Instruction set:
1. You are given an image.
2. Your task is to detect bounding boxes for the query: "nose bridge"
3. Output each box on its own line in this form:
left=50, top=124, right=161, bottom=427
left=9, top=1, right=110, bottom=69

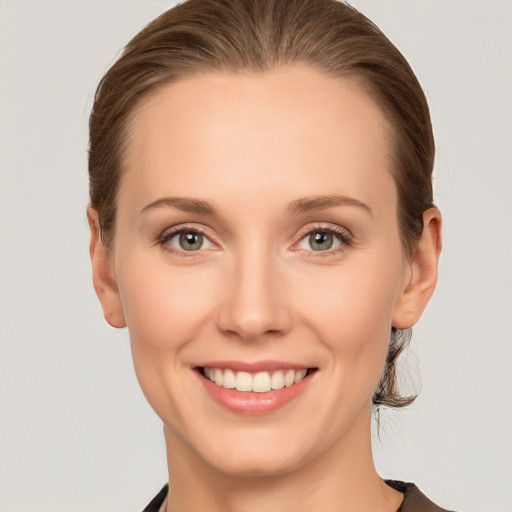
left=217, top=240, right=290, bottom=341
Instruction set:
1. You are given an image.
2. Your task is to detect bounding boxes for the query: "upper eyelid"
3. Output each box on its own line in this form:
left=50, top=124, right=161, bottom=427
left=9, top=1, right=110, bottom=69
left=294, top=223, right=353, bottom=241
left=159, top=223, right=211, bottom=239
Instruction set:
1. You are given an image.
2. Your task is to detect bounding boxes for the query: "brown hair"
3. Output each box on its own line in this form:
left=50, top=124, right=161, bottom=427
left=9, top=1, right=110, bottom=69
left=88, top=0, right=435, bottom=409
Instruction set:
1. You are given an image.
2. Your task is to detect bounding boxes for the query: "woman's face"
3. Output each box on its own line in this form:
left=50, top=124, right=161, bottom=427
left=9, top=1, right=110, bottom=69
left=99, top=66, right=418, bottom=476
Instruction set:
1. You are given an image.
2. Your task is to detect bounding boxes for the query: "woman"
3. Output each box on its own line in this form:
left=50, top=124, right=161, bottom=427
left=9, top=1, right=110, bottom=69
left=87, top=0, right=448, bottom=510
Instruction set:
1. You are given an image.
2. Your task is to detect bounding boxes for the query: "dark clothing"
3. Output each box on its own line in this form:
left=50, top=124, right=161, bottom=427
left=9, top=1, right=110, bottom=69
left=386, top=480, right=454, bottom=511
left=142, top=485, right=168, bottom=512
left=142, top=480, right=454, bottom=512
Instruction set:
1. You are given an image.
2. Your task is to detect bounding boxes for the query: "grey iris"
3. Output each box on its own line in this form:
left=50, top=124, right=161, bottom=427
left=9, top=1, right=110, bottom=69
left=309, top=231, right=333, bottom=251
left=180, top=232, right=203, bottom=251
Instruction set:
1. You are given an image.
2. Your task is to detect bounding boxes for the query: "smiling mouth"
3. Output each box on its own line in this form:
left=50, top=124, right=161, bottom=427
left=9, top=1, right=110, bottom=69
left=198, top=367, right=317, bottom=393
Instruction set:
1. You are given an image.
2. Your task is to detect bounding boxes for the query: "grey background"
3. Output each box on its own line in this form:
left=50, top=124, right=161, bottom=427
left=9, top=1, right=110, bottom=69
left=0, top=1, right=511, bottom=511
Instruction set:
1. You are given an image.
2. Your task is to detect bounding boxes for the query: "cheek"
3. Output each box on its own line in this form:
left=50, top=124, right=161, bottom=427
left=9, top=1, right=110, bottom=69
left=115, top=254, right=219, bottom=353
left=297, top=262, right=400, bottom=337
left=114, top=254, right=222, bottom=418
left=292, top=257, right=402, bottom=380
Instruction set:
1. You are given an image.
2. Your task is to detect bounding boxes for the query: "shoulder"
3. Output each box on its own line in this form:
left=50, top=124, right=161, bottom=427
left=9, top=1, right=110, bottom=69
left=386, top=480, right=456, bottom=512
left=141, top=484, right=168, bottom=512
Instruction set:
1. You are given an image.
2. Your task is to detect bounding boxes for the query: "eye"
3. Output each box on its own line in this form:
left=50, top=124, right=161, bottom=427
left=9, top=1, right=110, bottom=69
left=161, top=228, right=214, bottom=253
left=295, top=226, right=352, bottom=254
left=298, top=230, right=341, bottom=252
left=300, top=231, right=338, bottom=251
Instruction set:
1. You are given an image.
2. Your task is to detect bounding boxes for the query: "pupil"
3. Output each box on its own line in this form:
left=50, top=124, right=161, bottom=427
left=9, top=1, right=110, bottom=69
left=180, top=232, right=202, bottom=251
left=310, top=231, right=333, bottom=251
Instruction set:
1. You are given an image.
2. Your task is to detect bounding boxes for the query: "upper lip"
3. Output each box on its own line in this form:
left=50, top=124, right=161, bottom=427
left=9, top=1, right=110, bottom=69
left=195, top=360, right=314, bottom=372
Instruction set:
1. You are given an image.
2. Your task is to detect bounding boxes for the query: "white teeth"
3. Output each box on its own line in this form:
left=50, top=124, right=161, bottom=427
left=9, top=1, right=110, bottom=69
left=271, top=370, right=285, bottom=390
left=284, top=369, right=295, bottom=387
left=214, top=368, right=223, bottom=387
left=203, top=367, right=310, bottom=393
left=223, top=369, right=236, bottom=389
left=253, top=372, right=272, bottom=393
left=294, top=368, right=307, bottom=384
left=235, top=371, right=253, bottom=392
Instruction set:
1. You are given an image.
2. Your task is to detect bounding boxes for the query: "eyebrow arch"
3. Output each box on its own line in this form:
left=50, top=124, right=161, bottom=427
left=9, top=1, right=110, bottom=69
left=141, top=194, right=371, bottom=217
left=141, top=197, right=216, bottom=215
left=287, top=194, right=373, bottom=216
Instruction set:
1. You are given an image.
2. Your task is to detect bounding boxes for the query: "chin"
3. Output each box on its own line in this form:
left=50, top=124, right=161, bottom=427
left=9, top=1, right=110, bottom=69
left=182, top=422, right=320, bottom=479
left=207, top=447, right=308, bottom=479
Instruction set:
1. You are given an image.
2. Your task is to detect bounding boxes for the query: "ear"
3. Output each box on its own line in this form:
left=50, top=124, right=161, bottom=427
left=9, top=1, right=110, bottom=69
left=87, top=206, right=126, bottom=328
left=392, top=207, right=442, bottom=329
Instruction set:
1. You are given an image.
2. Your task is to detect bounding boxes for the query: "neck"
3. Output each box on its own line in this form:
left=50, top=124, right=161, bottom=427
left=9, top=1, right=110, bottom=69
left=163, top=407, right=402, bottom=512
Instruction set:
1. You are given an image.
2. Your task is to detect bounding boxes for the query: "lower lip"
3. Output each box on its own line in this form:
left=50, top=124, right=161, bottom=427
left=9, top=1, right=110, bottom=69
left=197, top=370, right=315, bottom=415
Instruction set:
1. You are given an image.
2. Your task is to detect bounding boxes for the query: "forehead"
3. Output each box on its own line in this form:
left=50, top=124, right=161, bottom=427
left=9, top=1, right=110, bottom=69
left=120, top=66, right=395, bottom=213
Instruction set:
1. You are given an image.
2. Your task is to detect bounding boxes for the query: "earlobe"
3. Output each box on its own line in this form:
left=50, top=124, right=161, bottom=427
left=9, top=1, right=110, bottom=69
left=392, top=207, right=442, bottom=329
left=87, top=206, right=126, bottom=329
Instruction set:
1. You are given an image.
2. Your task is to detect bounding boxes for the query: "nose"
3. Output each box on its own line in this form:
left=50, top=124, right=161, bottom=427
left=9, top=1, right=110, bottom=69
left=216, top=245, right=292, bottom=342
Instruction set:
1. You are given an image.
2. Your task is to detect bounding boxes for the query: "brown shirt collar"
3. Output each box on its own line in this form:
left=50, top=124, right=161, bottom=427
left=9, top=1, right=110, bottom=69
left=386, top=480, right=454, bottom=512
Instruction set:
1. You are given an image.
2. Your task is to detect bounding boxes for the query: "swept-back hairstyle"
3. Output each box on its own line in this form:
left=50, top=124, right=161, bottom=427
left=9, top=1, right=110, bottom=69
left=89, top=0, right=435, bottom=409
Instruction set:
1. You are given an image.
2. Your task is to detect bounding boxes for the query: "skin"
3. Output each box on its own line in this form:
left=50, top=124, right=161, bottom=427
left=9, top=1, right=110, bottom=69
left=88, top=66, right=441, bottom=512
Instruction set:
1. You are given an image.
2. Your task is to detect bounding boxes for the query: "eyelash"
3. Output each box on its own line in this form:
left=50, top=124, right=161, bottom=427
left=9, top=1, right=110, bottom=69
left=156, top=223, right=354, bottom=258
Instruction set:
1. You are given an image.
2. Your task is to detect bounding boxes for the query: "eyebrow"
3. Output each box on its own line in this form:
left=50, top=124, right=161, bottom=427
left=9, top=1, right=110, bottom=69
left=287, top=194, right=372, bottom=216
left=141, top=197, right=216, bottom=215
left=140, top=194, right=372, bottom=216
